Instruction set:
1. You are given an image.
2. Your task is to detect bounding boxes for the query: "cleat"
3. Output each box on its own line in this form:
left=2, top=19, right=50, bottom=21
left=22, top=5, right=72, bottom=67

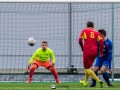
left=80, top=80, right=88, bottom=87
left=99, top=81, right=103, bottom=88
left=56, top=80, right=62, bottom=84
left=26, top=78, right=32, bottom=84
left=80, top=80, right=84, bottom=84
left=108, top=83, right=114, bottom=87
left=89, top=83, right=96, bottom=87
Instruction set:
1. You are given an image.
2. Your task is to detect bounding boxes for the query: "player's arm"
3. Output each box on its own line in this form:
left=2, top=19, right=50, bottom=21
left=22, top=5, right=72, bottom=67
left=78, top=30, right=86, bottom=51
left=97, top=33, right=104, bottom=56
left=29, top=49, right=38, bottom=64
left=106, top=41, right=112, bottom=55
left=108, top=55, right=112, bottom=69
left=107, top=53, right=112, bottom=73
left=26, top=50, right=38, bottom=72
left=50, top=49, right=55, bottom=66
left=107, top=41, right=113, bottom=69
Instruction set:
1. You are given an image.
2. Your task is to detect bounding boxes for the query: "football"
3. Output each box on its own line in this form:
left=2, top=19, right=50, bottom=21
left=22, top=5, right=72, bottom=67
left=51, top=84, right=56, bottom=89
left=27, top=37, right=36, bottom=46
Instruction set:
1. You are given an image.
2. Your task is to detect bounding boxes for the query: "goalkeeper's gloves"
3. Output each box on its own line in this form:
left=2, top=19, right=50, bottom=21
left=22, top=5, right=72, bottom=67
left=52, top=63, right=55, bottom=66
left=26, top=64, right=31, bottom=72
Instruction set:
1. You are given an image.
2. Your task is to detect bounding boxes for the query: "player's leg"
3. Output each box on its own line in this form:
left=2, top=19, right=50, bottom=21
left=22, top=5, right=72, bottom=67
left=80, top=52, right=90, bottom=87
left=80, top=51, right=103, bottom=87
left=83, top=51, right=103, bottom=88
left=100, top=63, right=113, bottom=87
left=26, top=60, right=40, bottom=84
left=90, top=66, right=99, bottom=87
left=80, top=71, right=89, bottom=87
left=90, top=59, right=102, bottom=87
left=85, top=68, right=103, bottom=88
left=43, top=60, right=61, bottom=84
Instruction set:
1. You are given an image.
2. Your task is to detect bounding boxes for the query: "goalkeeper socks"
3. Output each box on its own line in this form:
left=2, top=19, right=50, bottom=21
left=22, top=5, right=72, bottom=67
left=103, top=72, right=110, bottom=85
left=53, top=70, right=59, bottom=81
left=29, top=64, right=37, bottom=79
left=49, top=66, right=59, bottom=82
left=86, top=69, right=100, bottom=82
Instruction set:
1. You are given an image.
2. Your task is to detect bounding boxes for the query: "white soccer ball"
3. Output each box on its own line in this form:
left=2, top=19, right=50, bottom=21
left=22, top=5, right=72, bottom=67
left=51, top=84, right=56, bottom=89
left=27, top=37, right=36, bottom=46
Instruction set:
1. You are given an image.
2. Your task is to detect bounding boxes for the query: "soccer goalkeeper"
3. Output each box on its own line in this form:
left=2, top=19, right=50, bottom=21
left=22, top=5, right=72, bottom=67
left=26, top=41, right=61, bottom=84
left=78, top=21, right=104, bottom=87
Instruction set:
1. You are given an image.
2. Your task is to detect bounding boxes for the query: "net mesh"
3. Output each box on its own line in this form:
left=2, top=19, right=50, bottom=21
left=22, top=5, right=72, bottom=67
left=0, top=3, right=120, bottom=81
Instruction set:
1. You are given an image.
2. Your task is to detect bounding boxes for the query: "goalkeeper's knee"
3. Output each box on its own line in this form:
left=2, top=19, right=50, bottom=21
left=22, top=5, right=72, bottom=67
left=30, top=64, right=37, bottom=70
left=48, top=66, right=56, bottom=72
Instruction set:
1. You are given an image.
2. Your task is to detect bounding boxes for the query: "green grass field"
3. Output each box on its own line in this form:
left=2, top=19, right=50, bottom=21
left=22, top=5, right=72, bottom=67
left=0, top=82, right=120, bottom=90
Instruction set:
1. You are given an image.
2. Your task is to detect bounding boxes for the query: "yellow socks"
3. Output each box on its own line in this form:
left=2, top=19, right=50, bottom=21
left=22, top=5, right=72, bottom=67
left=85, top=68, right=100, bottom=82
left=84, top=71, right=89, bottom=82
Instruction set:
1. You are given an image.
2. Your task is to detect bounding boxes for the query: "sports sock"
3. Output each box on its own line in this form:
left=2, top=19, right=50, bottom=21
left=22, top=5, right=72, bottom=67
left=84, top=71, right=89, bottom=82
left=86, top=68, right=100, bottom=82
left=49, top=66, right=59, bottom=81
left=29, top=64, right=37, bottom=79
left=103, top=72, right=110, bottom=85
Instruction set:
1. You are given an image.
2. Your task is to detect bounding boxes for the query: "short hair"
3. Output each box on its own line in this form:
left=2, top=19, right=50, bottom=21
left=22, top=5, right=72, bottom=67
left=42, top=41, right=48, bottom=44
left=87, top=21, right=94, bottom=28
left=98, top=29, right=106, bottom=37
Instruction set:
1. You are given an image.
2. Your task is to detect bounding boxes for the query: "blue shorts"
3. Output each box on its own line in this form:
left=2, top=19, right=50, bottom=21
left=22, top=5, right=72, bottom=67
left=94, top=57, right=110, bottom=69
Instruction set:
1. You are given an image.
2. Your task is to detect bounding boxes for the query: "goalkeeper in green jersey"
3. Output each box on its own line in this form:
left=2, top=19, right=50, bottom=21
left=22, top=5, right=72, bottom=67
left=26, top=41, right=61, bottom=84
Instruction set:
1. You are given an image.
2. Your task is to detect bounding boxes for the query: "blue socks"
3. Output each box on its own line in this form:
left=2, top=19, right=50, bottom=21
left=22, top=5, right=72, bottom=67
left=92, top=71, right=110, bottom=85
left=103, top=72, right=110, bottom=85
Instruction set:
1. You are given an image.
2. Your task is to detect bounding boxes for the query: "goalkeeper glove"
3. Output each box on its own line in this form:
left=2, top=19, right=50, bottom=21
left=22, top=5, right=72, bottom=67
left=26, top=64, right=31, bottom=72
left=52, top=63, right=55, bottom=66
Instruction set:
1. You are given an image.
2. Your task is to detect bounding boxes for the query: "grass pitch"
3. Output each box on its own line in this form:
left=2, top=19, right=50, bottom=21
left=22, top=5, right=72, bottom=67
left=0, top=82, right=120, bottom=90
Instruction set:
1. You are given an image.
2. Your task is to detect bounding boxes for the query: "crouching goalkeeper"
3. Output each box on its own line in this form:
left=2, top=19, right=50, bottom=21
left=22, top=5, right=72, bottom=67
left=26, top=41, right=61, bottom=84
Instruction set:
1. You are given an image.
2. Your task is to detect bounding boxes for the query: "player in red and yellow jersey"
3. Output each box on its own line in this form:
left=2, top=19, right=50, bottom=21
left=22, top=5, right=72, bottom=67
left=26, top=41, right=61, bottom=84
left=78, top=21, right=104, bottom=87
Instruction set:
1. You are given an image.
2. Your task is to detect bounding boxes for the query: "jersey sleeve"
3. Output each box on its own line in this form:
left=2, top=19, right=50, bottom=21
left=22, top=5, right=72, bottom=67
left=97, top=33, right=104, bottom=56
left=79, top=30, right=87, bottom=39
left=50, top=49, right=55, bottom=63
left=78, top=30, right=86, bottom=51
left=97, top=32, right=103, bottom=41
left=29, top=49, right=38, bottom=64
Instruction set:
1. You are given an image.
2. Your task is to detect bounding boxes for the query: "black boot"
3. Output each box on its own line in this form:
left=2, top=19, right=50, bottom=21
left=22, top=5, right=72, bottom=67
left=107, top=83, right=114, bottom=87
left=90, top=83, right=96, bottom=87
left=90, top=78, right=96, bottom=87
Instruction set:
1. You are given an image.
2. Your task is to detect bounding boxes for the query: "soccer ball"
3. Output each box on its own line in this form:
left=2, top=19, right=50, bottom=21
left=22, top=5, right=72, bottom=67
left=51, top=84, right=56, bottom=89
left=27, top=37, right=36, bottom=46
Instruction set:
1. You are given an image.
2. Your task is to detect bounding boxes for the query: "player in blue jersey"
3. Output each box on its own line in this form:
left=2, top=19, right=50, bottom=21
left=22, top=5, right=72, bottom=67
left=90, top=29, right=113, bottom=87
